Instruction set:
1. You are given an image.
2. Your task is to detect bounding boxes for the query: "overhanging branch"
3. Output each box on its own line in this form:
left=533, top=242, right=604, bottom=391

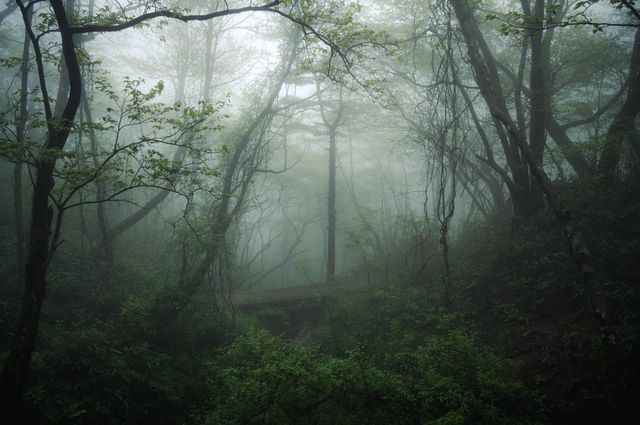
left=69, top=1, right=285, bottom=34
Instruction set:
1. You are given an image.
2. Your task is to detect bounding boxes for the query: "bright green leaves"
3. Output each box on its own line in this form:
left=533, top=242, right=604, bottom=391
left=33, top=11, right=58, bottom=33
left=0, top=138, right=37, bottom=163
left=197, top=324, right=539, bottom=425
left=291, top=0, right=396, bottom=89
left=75, top=4, right=133, bottom=28
left=50, top=75, right=229, bottom=207
left=484, top=0, right=638, bottom=38
left=484, top=11, right=527, bottom=37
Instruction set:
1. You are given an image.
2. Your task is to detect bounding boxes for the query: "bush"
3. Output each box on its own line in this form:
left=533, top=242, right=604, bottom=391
left=196, top=325, right=541, bottom=425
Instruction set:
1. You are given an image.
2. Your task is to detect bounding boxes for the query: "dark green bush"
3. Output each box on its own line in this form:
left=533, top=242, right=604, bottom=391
left=196, top=325, right=541, bottom=425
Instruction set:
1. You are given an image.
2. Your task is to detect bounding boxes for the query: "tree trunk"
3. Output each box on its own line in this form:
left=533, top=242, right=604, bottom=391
left=598, top=28, right=640, bottom=177
left=13, top=4, right=33, bottom=287
left=524, top=0, right=549, bottom=208
left=315, top=79, right=344, bottom=282
left=82, top=94, right=114, bottom=268
left=1, top=1, right=82, bottom=418
left=456, top=79, right=511, bottom=214
left=13, top=164, right=25, bottom=285
left=526, top=0, right=547, bottom=165
left=450, top=0, right=617, bottom=416
left=547, top=115, right=590, bottom=177
left=449, top=0, right=597, bottom=273
left=1, top=163, right=54, bottom=419
left=453, top=1, right=542, bottom=216
left=327, top=124, right=337, bottom=281
left=202, top=19, right=218, bottom=101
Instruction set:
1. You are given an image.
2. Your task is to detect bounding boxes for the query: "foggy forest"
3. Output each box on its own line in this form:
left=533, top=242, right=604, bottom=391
left=0, top=0, right=639, bottom=424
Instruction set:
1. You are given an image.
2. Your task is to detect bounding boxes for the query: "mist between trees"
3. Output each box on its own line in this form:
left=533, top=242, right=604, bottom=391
left=0, top=0, right=639, bottom=424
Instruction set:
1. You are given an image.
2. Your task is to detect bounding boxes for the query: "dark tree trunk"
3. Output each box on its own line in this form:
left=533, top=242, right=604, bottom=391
left=598, top=29, right=640, bottom=177
left=455, top=2, right=543, bottom=216
left=547, top=115, right=590, bottom=177
left=526, top=0, right=547, bottom=165
left=1, top=1, right=82, bottom=418
left=456, top=80, right=510, bottom=215
left=450, top=0, right=617, bottom=417
left=13, top=164, right=25, bottom=285
left=13, top=5, right=33, bottom=287
left=1, top=163, right=54, bottom=418
left=524, top=0, right=548, bottom=209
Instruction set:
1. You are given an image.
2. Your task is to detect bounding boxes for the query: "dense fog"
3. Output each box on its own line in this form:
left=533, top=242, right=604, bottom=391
left=1, top=1, right=639, bottom=424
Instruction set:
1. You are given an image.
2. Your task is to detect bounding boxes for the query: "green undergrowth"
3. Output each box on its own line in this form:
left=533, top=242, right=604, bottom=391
left=1, top=181, right=638, bottom=424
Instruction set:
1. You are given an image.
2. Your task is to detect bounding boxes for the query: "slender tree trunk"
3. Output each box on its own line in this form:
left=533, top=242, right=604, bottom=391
left=13, top=164, right=25, bottom=285
left=1, top=1, right=82, bottom=418
left=339, top=160, right=385, bottom=258
left=525, top=0, right=548, bottom=209
left=202, top=19, right=218, bottom=101
left=81, top=95, right=114, bottom=268
left=437, top=163, right=455, bottom=311
left=110, top=146, right=188, bottom=235
left=2, top=164, right=54, bottom=420
left=456, top=79, right=511, bottom=214
left=315, top=80, right=344, bottom=282
left=13, top=5, right=33, bottom=287
left=327, top=124, right=337, bottom=282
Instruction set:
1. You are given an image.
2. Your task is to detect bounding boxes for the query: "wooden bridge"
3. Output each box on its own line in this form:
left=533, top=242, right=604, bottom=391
left=232, top=277, right=370, bottom=338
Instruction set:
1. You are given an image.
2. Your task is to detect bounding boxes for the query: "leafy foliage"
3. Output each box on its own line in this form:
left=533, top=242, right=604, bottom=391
left=196, top=326, right=540, bottom=425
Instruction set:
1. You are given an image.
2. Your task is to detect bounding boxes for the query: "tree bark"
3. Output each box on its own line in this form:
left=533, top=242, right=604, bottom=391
left=327, top=124, right=337, bottom=281
left=451, top=0, right=542, bottom=215
left=547, top=115, right=590, bottom=177
left=450, top=0, right=616, bottom=416
left=525, top=0, right=547, bottom=164
left=456, top=78, right=511, bottom=213
left=315, top=80, right=344, bottom=282
left=13, top=4, right=33, bottom=287
left=449, top=0, right=594, bottom=268
left=598, top=28, right=640, bottom=177
left=1, top=1, right=82, bottom=418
